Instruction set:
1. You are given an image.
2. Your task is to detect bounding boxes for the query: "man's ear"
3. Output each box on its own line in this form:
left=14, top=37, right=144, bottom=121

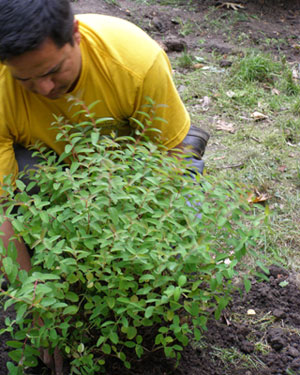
left=73, top=19, right=81, bottom=44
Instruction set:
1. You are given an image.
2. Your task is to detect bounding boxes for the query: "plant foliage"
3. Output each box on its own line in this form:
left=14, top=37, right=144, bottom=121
left=0, top=104, right=265, bottom=374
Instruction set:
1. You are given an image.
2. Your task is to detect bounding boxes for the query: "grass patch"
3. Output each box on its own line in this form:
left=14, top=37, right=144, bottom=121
left=211, top=346, right=267, bottom=371
left=172, top=48, right=300, bottom=270
left=231, top=51, right=282, bottom=84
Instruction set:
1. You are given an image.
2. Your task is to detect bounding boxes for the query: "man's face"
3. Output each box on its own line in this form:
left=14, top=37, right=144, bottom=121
left=5, top=21, right=82, bottom=100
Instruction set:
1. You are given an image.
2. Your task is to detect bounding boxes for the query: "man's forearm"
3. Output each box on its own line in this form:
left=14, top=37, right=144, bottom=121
left=0, top=218, right=31, bottom=272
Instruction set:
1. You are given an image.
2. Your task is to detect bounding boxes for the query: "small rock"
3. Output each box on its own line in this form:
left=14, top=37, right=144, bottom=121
left=171, top=18, right=180, bottom=24
left=269, top=264, right=289, bottom=278
left=124, top=9, right=131, bottom=16
left=273, top=309, right=286, bottom=319
left=0, top=278, right=8, bottom=291
left=288, top=346, right=300, bottom=358
left=291, top=357, right=300, bottom=370
left=164, top=39, right=187, bottom=52
left=267, top=328, right=286, bottom=351
left=240, top=340, right=254, bottom=354
left=219, top=60, right=232, bottom=68
left=152, top=17, right=165, bottom=32
left=177, top=85, right=187, bottom=94
left=202, top=41, right=236, bottom=55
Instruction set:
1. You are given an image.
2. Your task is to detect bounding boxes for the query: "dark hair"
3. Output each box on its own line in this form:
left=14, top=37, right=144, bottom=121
left=0, top=0, right=74, bottom=61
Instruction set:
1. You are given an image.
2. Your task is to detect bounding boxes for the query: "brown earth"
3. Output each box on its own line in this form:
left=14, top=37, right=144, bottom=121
left=1, top=1, right=300, bottom=374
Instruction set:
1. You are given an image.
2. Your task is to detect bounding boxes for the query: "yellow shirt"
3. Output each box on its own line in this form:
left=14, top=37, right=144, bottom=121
left=0, top=14, right=190, bottom=188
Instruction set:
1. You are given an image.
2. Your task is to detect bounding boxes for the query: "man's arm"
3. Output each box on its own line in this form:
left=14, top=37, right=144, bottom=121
left=0, top=136, right=31, bottom=272
left=0, top=215, right=31, bottom=272
left=130, top=49, right=190, bottom=150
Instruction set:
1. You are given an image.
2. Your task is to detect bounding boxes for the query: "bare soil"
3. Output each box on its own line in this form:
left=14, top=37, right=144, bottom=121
left=1, top=1, right=300, bottom=374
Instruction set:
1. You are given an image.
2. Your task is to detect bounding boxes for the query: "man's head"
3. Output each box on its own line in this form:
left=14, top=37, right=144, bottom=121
left=0, top=0, right=82, bottom=99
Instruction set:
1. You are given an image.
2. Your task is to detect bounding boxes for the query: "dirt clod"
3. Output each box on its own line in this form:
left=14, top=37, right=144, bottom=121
left=267, top=328, right=286, bottom=351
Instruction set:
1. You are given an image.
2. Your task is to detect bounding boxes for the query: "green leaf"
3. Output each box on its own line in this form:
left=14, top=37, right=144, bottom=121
left=124, top=361, right=131, bottom=369
left=65, top=292, right=79, bottom=302
left=3, top=257, right=13, bottom=275
left=65, top=144, right=73, bottom=154
left=167, top=310, right=174, bottom=321
left=178, top=275, right=187, bottom=287
left=194, top=328, right=201, bottom=341
left=109, top=331, right=119, bottom=345
left=31, top=272, right=60, bottom=281
left=145, top=306, right=154, bottom=318
left=96, top=336, right=105, bottom=347
left=63, top=305, right=79, bottom=315
left=190, top=302, right=199, bottom=316
left=243, top=276, right=251, bottom=293
left=173, top=287, right=181, bottom=302
left=7, top=264, right=18, bottom=284
left=279, top=280, right=289, bottom=288
left=106, top=296, right=115, bottom=309
left=6, top=362, right=20, bottom=375
left=136, top=335, right=143, bottom=344
left=135, top=344, right=144, bottom=358
left=164, top=346, right=174, bottom=358
left=6, top=341, right=23, bottom=349
left=256, top=261, right=269, bottom=275
left=8, top=349, right=23, bottom=362
left=91, top=132, right=99, bottom=145
left=16, top=304, right=28, bottom=322
left=16, top=180, right=26, bottom=191
left=127, top=327, right=137, bottom=340
left=102, top=343, right=111, bottom=355
left=124, top=341, right=135, bottom=348
left=50, top=329, right=58, bottom=341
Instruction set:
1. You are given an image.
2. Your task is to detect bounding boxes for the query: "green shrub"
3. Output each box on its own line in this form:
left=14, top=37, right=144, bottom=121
left=0, top=106, right=265, bottom=374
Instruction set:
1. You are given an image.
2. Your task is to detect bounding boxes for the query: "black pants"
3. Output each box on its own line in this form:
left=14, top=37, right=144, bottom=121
left=14, top=144, right=205, bottom=182
left=14, top=144, right=42, bottom=195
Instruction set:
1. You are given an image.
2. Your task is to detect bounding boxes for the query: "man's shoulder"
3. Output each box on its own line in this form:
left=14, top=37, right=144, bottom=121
left=0, top=64, right=19, bottom=122
left=76, top=14, right=149, bottom=36
left=0, top=64, right=11, bottom=104
left=77, top=14, right=162, bottom=76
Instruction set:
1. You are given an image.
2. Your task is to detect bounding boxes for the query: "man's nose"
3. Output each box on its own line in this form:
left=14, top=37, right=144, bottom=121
left=34, top=77, right=55, bottom=96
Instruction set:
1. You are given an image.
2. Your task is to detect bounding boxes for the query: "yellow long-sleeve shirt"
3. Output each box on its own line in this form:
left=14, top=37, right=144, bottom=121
left=0, top=14, right=190, bottom=188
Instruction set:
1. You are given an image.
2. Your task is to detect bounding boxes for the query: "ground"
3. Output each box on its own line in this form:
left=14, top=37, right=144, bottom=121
left=1, top=0, right=300, bottom=374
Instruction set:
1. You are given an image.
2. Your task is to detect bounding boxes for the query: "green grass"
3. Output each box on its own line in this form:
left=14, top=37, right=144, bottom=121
left=211, top=346, right=267, bottom=371
left=172, top=47, right=300, bottom=270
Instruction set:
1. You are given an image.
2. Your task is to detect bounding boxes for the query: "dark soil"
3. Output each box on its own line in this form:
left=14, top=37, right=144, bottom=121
left=1, top=0, right=300, bottom=374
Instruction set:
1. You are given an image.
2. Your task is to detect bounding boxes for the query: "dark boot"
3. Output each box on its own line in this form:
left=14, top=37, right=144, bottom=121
left=182, top=125, right=210, bottom=159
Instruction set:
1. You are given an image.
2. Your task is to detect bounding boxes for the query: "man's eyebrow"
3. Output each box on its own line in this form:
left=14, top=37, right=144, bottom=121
left=13, top=60, right=65, bottom=81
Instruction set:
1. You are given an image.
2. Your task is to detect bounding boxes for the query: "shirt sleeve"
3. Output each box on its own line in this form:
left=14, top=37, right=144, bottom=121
left=130, top=50, right=190, bottom=150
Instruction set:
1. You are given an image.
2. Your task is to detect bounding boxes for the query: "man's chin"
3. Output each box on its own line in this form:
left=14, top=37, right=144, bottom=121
left=45, top=93, right=62, bottom=100
left=45, top=87, right=69, bottom=100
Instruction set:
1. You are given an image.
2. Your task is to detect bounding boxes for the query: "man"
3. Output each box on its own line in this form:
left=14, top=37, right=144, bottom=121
left=0, top=0, right=209, bottom=372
